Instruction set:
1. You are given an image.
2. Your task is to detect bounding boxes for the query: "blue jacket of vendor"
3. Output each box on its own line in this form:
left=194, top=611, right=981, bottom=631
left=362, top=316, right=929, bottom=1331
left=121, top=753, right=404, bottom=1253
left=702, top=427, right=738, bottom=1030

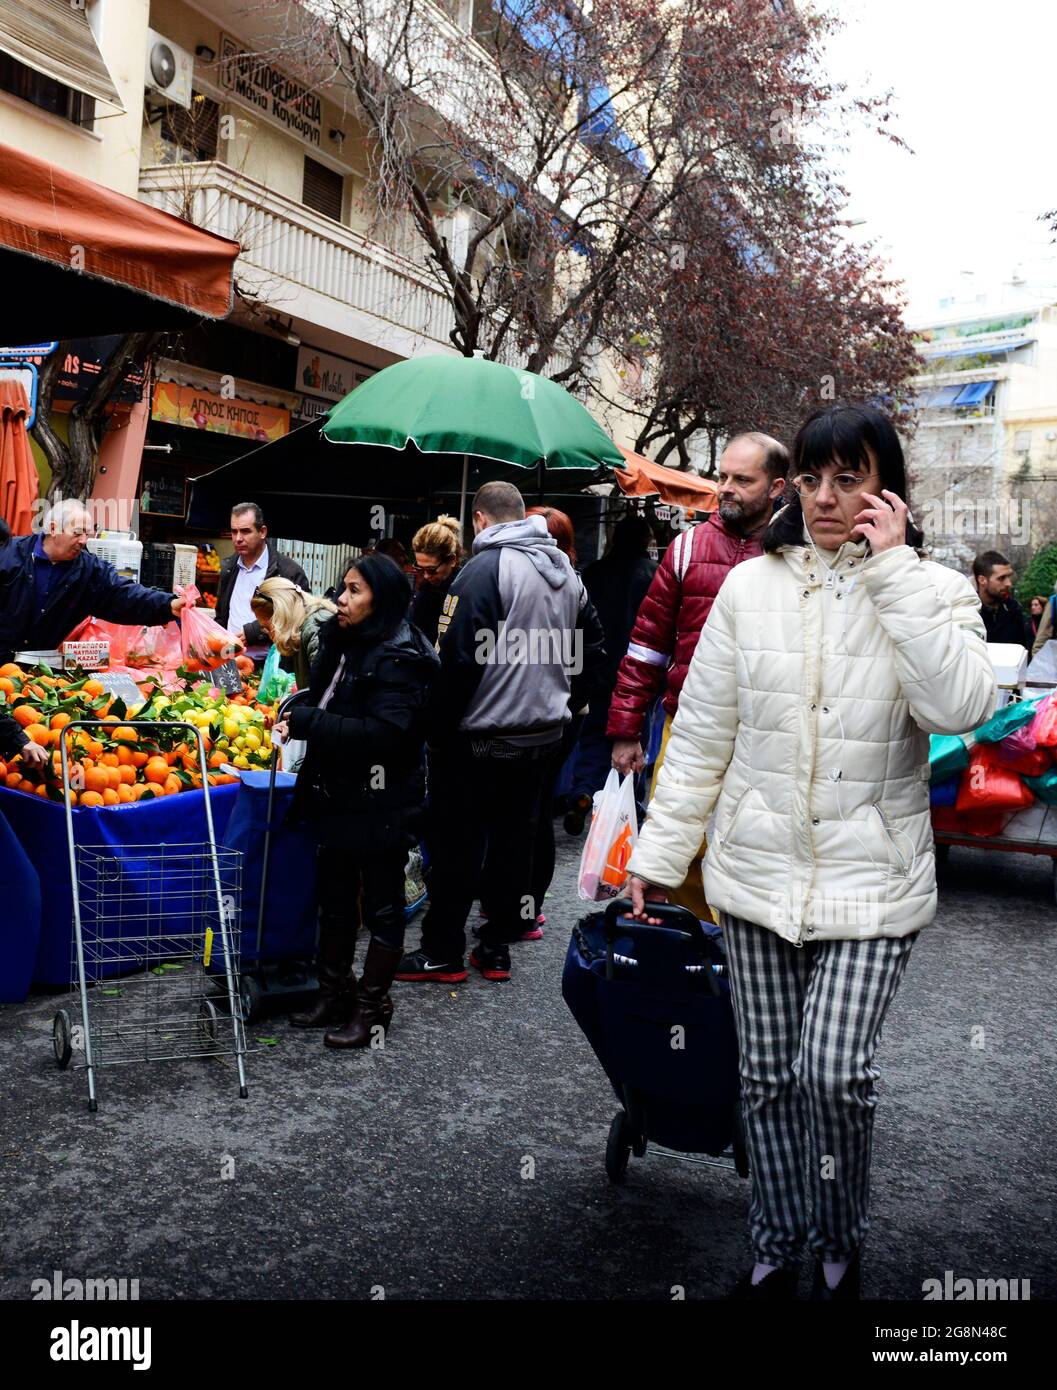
left=0, top=534, right=176, bottom=660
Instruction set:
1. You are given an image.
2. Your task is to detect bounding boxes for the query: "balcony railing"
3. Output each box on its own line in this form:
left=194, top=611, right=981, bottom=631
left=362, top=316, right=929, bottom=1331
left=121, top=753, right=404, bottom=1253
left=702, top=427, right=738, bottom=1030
left=139, top=160, right=574, bottom=377
left=139, top=160, right=456, bottom=348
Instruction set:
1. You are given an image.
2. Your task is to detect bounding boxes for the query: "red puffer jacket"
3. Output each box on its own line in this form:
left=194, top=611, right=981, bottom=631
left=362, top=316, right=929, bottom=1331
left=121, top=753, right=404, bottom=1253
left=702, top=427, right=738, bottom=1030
left=606, top=512, right=766, bottom=740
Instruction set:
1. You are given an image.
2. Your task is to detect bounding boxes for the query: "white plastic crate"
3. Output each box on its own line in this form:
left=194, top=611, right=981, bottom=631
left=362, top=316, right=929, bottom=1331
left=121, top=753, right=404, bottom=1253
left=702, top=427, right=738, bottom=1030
left=87, top=532, right=142, bottom=583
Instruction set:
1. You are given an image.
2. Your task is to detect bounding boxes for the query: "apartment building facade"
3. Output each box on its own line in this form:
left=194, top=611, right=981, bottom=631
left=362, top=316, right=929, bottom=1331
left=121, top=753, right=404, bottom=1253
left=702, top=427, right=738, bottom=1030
left=903, top=295, right=1057, bottom=574
left=0, top=0, right=641, bottom=557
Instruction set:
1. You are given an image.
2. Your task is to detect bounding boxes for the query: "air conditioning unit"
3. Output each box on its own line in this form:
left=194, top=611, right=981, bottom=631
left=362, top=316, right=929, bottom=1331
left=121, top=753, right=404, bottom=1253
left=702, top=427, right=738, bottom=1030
left=145, top=29, right=194, bottom=110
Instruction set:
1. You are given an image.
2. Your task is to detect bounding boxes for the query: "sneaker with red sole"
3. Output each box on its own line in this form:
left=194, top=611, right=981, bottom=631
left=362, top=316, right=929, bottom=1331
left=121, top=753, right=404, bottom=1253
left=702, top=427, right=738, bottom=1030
left=469, top=944, right=511, bottom=981
left=520, top=914, right=545, bottom=942
left=394, top=948, right=468, bottom=984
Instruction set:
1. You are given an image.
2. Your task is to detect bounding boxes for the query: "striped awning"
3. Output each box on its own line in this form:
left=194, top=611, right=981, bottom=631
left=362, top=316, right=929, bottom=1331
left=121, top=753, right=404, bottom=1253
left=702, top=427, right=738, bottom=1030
left=0, top=0, right=124, bottom=111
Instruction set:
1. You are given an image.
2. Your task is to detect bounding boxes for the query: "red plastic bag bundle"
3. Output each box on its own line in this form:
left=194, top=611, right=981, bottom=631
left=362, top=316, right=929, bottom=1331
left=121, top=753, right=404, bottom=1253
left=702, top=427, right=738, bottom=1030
left=992, top=744, right=1052, bottom=777
left=932, top=807, right=1012, bottom=838
left=64, top=615, right=131, bottom=665
left=955, top=748, right=1034, bottom=813
left=1029, top=694, right=1057, bottom=747
left=174, top=584, right=244, bottom=672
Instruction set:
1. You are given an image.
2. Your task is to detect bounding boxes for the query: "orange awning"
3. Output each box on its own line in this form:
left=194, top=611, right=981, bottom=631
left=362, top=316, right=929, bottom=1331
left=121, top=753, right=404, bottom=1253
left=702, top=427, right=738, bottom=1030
left=0, top=378, right=38, bottom=536
left=615, top=446, right=718, bottom=512
left=0, top=140, right=240, bottom=343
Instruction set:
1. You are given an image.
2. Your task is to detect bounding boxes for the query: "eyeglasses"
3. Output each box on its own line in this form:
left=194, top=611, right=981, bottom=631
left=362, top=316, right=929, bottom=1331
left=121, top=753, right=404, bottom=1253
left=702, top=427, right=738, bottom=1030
left=412, top=562, right=443, bottom=575
left=792, top=472, right=879, bottom=496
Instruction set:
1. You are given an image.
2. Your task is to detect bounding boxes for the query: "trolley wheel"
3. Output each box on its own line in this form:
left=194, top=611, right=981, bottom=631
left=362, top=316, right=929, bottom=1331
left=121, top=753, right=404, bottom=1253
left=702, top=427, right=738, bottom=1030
left=605, top=1111, right=632, bottom=1184
left=732, top=1103, right=750, bottom=1179
left=239, top=975, right=263, bottom=1024
left=52, top=1010, right=72, bottom=1070
left=198, top=999, right=219, bottom=1047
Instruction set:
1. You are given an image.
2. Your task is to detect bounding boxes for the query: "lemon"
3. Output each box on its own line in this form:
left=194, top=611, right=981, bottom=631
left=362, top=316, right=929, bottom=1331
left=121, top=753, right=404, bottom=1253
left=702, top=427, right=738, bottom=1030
left=223, top=718, right=240, bottom=740
left=233, top=755, right=250, bottom=769
left=243, top=730, right=262, bottom=751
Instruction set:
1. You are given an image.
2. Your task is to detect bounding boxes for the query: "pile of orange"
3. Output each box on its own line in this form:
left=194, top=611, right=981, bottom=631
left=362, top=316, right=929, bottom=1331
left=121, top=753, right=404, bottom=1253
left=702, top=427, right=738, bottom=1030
left=0, top=663, right=239, bottom=808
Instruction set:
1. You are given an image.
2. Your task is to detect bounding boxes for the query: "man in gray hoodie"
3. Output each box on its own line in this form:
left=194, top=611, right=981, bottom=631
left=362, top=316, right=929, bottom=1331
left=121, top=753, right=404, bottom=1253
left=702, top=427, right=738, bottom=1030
left=396, top=481, right=604, bottom=984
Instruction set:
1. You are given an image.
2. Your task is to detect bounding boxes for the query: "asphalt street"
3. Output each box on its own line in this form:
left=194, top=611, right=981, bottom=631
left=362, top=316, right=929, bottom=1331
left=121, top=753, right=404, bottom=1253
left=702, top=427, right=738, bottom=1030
left=0, top=833, right=1054, bottom=1301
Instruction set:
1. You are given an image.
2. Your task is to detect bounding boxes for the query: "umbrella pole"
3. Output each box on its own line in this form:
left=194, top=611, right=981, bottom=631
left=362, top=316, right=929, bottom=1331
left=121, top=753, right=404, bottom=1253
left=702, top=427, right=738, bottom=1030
left=459, top=455, right=469, bottom=532
left=537, top=456, right=545, bottom=503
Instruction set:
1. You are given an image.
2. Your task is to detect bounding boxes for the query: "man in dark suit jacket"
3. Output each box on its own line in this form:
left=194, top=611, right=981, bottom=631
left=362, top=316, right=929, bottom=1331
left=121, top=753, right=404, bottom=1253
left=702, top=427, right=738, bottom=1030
left=215, top=502, right=310, bottom=659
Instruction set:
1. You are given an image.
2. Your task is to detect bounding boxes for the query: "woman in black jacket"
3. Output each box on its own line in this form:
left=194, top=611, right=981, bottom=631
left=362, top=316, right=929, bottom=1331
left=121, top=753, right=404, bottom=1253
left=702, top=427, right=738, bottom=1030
left=277, top=552, right=439, bottom=1048
left=409, top=514, right=463, bottom=646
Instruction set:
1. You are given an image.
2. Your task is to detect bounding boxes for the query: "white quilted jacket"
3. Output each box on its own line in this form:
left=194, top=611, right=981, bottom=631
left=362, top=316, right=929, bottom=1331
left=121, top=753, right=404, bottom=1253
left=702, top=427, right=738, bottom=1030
left=626, top=539, right=997, bottom=943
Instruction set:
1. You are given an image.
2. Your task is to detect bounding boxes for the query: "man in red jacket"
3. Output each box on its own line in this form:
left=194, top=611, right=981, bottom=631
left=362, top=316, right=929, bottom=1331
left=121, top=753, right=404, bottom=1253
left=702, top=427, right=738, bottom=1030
left=608, top=432, right=789, bottom=918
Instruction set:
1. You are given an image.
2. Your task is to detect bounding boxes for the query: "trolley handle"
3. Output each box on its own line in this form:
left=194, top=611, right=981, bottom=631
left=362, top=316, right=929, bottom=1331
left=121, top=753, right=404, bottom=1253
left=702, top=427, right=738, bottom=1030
left=603, top=897, right=708, bottom=946
left=276, top=687, right=313, bottom=722
left=602, top=898, right=722, bottom=994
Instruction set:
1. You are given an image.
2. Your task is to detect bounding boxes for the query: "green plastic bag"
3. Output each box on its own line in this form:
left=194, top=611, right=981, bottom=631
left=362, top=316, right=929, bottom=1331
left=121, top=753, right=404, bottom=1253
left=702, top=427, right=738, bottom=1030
left=929, top=734, right=971, bottom=783
left=258, top=644, right=296, bottom=706
left=973, top=693, right=1046, bottom=744
left=1025, top=768, right=1057, bottom=805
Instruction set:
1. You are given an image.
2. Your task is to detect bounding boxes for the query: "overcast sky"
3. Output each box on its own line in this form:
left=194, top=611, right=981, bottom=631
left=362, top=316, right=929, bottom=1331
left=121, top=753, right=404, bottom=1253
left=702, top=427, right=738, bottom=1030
left=819, top=0, right=1057, bottom=323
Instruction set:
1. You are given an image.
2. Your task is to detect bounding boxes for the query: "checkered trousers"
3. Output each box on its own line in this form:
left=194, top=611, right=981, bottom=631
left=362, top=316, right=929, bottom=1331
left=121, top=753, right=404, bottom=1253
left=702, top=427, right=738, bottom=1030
left=719, top=914, right=915, bottom=1265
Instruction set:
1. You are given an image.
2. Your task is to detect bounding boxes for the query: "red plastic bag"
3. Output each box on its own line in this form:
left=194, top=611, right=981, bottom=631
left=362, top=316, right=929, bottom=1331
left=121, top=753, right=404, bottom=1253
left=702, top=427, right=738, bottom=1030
left=955, top=749, right=1035, bottom=813
left=175, top=584, right=244, bottom=671
left=1029, top=694, right=1057, bottom=747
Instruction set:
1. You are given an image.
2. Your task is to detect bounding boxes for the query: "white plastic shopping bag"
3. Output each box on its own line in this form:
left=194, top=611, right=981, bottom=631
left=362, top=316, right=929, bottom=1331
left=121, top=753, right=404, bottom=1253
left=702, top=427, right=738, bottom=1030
left=577, top=770, right=638, bottom=901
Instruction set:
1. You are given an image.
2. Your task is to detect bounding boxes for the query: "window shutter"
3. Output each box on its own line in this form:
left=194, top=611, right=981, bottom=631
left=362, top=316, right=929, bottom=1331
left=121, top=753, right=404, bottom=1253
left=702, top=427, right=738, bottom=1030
left=302, top=156, right=343, bottom=222
left=161, top=93, right=219, bottom=162
left=0, top=0, right=123, bottom=109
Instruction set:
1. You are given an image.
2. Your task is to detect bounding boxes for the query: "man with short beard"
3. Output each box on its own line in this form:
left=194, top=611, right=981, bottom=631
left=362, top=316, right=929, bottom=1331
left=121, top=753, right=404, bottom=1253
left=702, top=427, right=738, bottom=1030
left=607, top=433, right=789, bottom=920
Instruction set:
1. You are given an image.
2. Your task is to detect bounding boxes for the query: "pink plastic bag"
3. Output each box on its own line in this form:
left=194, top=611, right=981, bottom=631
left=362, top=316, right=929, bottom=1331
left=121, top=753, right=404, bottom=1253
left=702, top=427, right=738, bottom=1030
left=996, top=721, right=1038, bottom=760
left=1030, top=694, right=1057, bottom=748
left=174, top=584, right=244, bottom=671
left=125, top=621, right=184, bottom=670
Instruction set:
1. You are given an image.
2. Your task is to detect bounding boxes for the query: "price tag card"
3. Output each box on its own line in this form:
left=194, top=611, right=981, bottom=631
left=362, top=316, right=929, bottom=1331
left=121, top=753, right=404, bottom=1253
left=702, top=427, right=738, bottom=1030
left=213, top=659, right=245, bottom=696
left=96, top=672, right=146, bottom=715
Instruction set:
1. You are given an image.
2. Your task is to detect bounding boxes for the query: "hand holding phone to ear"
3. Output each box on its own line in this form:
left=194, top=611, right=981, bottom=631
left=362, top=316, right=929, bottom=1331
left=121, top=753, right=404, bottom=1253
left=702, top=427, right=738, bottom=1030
left=854, top=489, right=907, bottom=554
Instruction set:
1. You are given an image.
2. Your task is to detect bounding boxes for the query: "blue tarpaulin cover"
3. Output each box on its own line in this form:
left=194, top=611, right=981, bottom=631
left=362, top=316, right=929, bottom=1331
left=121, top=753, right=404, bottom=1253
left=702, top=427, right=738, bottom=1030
left=0, top=783, right=239, bottom=990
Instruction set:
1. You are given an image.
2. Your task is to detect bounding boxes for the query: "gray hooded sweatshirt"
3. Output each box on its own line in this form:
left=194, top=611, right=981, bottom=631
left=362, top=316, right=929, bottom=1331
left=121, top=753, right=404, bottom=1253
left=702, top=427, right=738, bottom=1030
left=430, top=514, right=590, bottom=747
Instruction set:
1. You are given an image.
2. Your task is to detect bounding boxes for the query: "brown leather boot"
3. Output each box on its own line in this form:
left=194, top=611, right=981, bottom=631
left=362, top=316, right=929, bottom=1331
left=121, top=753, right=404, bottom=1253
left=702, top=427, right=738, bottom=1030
left=324, top=940, right=402, bottom=1049
left=289, top=964, right=354, bottom=1028
left=290, top=916, right=355, bottom=1028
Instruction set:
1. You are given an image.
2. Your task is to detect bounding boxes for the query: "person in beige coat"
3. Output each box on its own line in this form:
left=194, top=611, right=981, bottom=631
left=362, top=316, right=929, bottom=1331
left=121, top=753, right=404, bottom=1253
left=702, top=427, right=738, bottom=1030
left=626, top=404, right=996, bottom=1302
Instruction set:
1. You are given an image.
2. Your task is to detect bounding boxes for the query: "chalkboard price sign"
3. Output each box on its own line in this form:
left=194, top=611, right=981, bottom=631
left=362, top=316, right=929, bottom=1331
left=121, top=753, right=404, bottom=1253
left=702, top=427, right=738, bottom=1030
left=213, top=660, right=245, bottom=696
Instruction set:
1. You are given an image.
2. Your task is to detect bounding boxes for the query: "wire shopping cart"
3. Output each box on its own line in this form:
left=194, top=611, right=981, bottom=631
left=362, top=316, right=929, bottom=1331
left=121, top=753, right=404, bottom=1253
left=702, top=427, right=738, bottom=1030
left=52, top=721, right=248, bottom=1111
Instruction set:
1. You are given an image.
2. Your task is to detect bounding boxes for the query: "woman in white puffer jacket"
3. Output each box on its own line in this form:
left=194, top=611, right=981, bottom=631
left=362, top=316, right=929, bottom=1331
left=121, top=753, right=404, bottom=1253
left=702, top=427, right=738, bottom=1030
left=626, top=404, right=996, bottom=1302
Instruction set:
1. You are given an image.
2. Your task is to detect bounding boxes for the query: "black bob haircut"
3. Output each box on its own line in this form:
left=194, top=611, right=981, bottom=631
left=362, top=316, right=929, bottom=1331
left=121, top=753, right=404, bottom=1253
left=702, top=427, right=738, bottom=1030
left=337, top=551, right=411, bottom=642
left=765, top=403, right=924, bottom=553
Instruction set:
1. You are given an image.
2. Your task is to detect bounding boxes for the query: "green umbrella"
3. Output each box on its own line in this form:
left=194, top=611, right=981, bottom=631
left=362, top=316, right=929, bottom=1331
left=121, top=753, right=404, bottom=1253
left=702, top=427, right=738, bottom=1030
left=188, top=355, right=627, bottom=541
left=322, top=354, right=626, bottom=523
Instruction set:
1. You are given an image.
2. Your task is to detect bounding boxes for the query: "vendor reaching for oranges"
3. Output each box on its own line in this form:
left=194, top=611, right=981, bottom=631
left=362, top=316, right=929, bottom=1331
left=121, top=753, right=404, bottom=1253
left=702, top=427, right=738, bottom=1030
left=0, top=500, right=183, bottom=664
